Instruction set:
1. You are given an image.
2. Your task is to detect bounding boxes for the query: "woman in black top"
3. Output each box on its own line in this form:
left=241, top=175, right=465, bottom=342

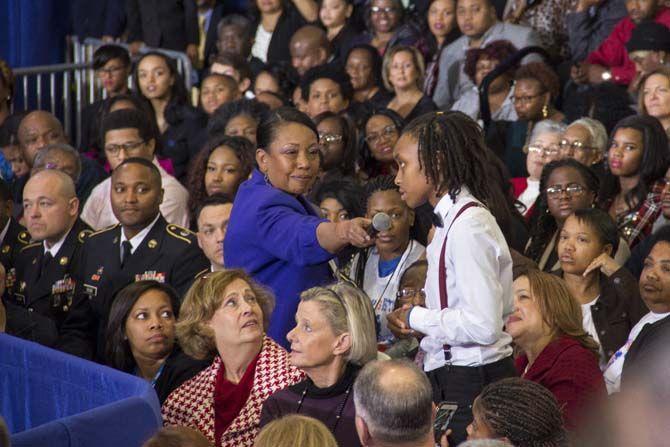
left=134, top=52, right=206, bottom=181
left=105, top=281, right=209, bottom=404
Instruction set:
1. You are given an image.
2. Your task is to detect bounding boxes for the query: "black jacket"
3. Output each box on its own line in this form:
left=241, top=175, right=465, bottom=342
left=0, top=218, right=30, bottom=273
left=557, top=268, right=648, bottom=360
left=154, top=348, right=211, bottom=404
left=57, top=215, right=210, bottom=360
left=162, top=104, right=207, bottom=181
left=621, top=314, right=670, bottom=390
left=263, top=7, right=308, bottom=65
left=127, top=0, right=199, bottom=51
left=5, top=219, right=91, bottom=348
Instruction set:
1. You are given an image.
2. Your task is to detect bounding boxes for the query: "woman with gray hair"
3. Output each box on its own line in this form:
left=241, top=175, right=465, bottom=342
left=559, top=118, right=608, bottom=168
left=259, top=282, right=378, bottom=447
left=511, top=120, right=566, bottom=217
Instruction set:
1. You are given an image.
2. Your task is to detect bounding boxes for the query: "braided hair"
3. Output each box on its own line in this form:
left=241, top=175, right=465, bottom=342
left=525, top=159, right=599, bottom=263
left=365, top=174, right=399, bottom=206
left=475, top=378, right=568, bottom=447
left=402, top=111, right=515, bottom=239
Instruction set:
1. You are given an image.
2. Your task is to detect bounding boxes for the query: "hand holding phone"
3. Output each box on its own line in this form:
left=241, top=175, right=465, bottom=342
left=434, top=401, right=458, bottom=443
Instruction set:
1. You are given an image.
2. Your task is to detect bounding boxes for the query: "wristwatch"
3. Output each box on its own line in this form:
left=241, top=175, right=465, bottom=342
left=601, top=70, right=612, bottom=82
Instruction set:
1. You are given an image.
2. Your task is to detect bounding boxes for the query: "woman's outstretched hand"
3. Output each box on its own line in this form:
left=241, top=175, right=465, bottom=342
left=336, top=218, right=374, bottom=248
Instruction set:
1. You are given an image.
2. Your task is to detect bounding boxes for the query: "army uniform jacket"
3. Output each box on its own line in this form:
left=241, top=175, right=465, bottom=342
left=58, top=214, right=210, bottom=359
left=5, top=219, right=91, bottom=347
left=0, top=218, right=30, bottom=273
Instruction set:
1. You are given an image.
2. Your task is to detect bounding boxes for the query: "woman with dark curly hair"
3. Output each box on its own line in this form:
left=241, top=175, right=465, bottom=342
left=253, top=62, right=298, bottom=99
left=187, top=134, right=255, bottom=226
left=207, top=98, right=271, bottom=146
left=345, top=44, right=394, bottom=128
left=314, top=111, right=358, bottom=178
left=598, top=115, right=670, bottom=247
left=134, top=52, right=206, bottom=180
left=452, top=40, right=518, bottom=121
left=525, top=159, right=631, bottom=271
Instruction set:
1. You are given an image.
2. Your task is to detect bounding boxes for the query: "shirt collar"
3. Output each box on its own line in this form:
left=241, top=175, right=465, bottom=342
left=43, top=225, right=72, bottom=257
left=120, top=214, right=161, bottom=252
left=434, top=186, right=477, bottom=225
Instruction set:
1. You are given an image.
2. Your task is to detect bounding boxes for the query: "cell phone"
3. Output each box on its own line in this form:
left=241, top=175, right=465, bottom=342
left=434, top=401, right=458, bottom=443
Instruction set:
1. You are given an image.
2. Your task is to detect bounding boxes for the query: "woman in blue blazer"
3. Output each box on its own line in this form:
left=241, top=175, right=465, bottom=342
left=224, top=107, right=372, bottom=347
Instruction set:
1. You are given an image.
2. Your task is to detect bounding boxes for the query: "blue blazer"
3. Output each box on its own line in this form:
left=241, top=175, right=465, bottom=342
left=224, top=170, right=334, bottom=347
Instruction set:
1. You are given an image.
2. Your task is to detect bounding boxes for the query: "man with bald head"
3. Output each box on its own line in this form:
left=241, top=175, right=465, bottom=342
left=59, top=158, right=209, bottom=359
left=15, top=111, right=106, bottom=204
left=4, top=170, right=91, bottom=348
left=290, top=25, right=331, bottom=76
left=354, top=360, right=436, bottom=447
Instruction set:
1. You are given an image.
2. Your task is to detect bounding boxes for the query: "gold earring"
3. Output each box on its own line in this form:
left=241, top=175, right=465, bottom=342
left=542, top=104, right=549, bottom=119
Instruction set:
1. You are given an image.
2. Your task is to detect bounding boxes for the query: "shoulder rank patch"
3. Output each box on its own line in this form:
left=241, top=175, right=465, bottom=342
left=166, top=224, right=193, bottom=244
left=18, top=231, right=30, bottom=245
left=20, top=242, right=41, bottom=253
left=89, top=223, right=120, bottom=238
left=78, top=229, right=93, bottom=243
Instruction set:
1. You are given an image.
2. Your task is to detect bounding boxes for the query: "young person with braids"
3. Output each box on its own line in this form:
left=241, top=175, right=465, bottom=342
left=465, top=378, right=568, bottom=447
left=387, top=111, right=517, bottom=445
left=509, top=269, right=605, bottom=429
left=525, top=159, right=631, bottom=272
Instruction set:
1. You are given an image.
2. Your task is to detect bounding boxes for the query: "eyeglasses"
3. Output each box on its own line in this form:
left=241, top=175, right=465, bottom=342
left=512, top=93, right=544, bottom=105
left=104, top=140, right=146, bottom=156
left=319, top=133, right=343, bottom=146
left=96, top=65, right=127, bottom=77
left=545, top=183, right=585, bottom=198
left=396, top=288, right=426, bottom=300
left=365, top=125, right=397, bottom=144
left=371, top=5, right=397, bottom=14
left=527, top=144, right=560, bottom=157
left=559, top=139, right=593, bottom=154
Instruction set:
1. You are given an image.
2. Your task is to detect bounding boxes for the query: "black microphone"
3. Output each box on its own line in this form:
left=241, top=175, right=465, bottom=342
left=368, top=212, right=392, bottom=237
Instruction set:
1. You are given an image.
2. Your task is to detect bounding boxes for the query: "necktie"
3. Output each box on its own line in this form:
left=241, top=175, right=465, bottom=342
left=39, top=252, right=53, bottom=279
left=121, top=241, right=133, bottom=268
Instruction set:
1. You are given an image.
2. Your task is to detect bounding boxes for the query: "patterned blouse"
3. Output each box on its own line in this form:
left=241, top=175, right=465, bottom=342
left=162, top=337, right=304, bottom=447
left=611, top=180, right=666, bottom=248
left=504, top=0, right=578, bottom=59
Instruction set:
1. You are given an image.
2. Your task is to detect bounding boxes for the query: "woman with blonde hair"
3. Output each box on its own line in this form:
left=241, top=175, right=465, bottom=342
left=259, top=282, right=377, bottom=447
left=161, top=270, right=304, bottom=447
left=382, top=46, right=437, bottom=124
left=255, top=415, right=338, bottom=447
left=507, top=269, right=605, bottom=430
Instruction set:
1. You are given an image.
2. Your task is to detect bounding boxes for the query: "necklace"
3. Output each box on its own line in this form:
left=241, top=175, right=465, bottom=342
left=295, top=382, right=352, bottom=432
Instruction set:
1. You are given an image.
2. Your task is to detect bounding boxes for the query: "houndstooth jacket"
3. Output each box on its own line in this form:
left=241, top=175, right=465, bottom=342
left=161, top=336, right=304, bottom=446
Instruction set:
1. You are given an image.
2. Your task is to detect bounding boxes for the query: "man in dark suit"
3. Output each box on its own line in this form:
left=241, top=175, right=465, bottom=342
left=0, top=179, right=29, bottom=275
left=215, top=14, right=266, bottom=76
left=58, top=158, right=209, bottom=360
left=4, top=170, right=91, bottom=348
left=127, top=0, right=199, bottom=59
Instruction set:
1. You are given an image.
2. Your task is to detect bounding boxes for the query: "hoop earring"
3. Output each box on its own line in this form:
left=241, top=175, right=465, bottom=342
left=542, top=104, right=549, bottom=119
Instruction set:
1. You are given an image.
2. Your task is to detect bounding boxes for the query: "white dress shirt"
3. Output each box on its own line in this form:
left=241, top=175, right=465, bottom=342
left=43, top=227, right=71, bottom=257
left=81, top=159, right=190, bottom=230
left=119, top=213, right=161, bottom=261
left=409, top=189, right=514, bottom=370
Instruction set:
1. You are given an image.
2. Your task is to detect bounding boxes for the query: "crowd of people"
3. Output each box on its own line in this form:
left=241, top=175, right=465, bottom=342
left=2, top=0, right=670, bottom=446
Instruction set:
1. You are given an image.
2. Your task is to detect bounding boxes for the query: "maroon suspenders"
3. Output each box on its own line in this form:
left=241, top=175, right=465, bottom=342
left=438, top=201, right=481, bottom=360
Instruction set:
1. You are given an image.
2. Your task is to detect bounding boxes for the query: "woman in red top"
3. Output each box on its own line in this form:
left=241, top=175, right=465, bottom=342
left=161, top=270, right=304, bottom=447
left=507, top=269, right=605, bottom=430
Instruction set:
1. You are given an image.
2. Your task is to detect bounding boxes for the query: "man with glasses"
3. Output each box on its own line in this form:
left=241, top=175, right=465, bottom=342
left=559, top=118, right=609, bottom=176
left=81, top=109, right=189, bottom=230
left=81, top=45, right=131, bottom=155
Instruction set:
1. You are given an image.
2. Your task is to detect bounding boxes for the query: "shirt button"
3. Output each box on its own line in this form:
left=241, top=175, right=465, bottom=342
left=621, top=312, right=627, bottom=318
left=613, top=277, right=621, bottom=285
left=600, top=330, right=606, bottom=335
left=28, top=307, right=34, bottom=312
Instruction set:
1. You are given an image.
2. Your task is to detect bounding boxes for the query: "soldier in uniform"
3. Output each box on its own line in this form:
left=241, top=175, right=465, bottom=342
left=0, top=179, right=30, bottom=277
left=5, top=170, right=91, bottom=348
left=59, top=158, right=209, bottom=360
